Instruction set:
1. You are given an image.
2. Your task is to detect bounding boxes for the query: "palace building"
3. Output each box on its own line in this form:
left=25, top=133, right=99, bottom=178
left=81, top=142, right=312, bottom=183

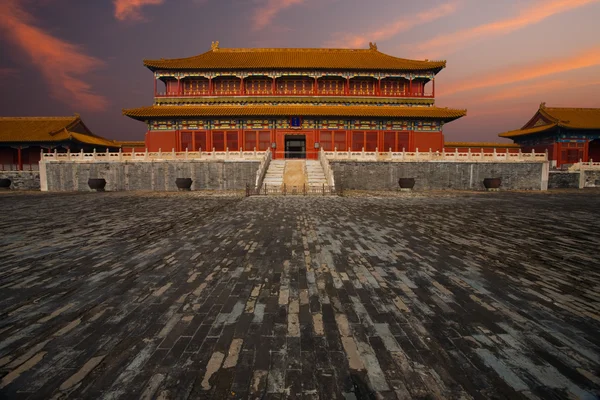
left=0, top=114, right=120, bottom=171
left=499, top=103, right=600, bottom=167
left=123, top=42, right=466, bottom=159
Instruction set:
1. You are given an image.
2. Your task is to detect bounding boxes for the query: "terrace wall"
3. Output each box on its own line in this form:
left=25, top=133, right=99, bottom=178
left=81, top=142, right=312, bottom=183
left=0, top=171, right=40, bottom=190
left=330, top=161, right=549, bottom=191
left=42, top=161, right=259, bottom=191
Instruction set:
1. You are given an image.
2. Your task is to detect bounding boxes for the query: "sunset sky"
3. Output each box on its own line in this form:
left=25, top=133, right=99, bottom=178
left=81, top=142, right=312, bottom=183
left=1, top=0, right=599, bottom=142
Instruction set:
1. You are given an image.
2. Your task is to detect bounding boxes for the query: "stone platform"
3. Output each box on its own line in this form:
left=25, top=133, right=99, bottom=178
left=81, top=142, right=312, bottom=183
left=0, top=191, right=599, bottom=399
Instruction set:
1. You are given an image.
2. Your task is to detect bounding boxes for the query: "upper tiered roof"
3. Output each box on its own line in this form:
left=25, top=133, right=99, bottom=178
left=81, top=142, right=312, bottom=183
left=499, top=103, right=600, bottom=138
left=143, top=42, right=446, bottom=72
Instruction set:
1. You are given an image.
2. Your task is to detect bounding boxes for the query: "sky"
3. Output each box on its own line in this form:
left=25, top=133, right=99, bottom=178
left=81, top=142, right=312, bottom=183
left=1, top=0, right=599, bottom=143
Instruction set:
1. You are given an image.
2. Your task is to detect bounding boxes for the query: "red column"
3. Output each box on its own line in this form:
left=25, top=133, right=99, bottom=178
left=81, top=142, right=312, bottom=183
left=272, top=77, right=277, bottom=95
left=209, top=78, right=213, bottom=96
left=409, top=79, right=413, bottom=96
left=17, top=147, right=23, bottom=171
left=177, top=78, right=181, bottom=96
left=314, top=77, right=318, bottom=95
left=154, top=76, right=157, bottom=96
left=240, top=77, right=245, bottom=96
left=377, top=78, right=381, bottom=96
left=432, top=78, right=435, bottom=97
left=345, top=78, right=349, bottom=96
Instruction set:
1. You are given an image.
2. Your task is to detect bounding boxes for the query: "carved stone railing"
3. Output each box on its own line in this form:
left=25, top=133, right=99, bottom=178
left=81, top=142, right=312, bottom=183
left=323, top=148, right=548, bottom=163
left=568, top=160, right=600, bottom=171
left=41, top=148, right=267, bottom=162
left=318, top=148, right=335, bottom=188
left=254, top=148, right=272, bottom=189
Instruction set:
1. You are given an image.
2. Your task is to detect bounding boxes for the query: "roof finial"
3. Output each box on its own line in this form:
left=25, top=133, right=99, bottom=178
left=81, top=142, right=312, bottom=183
left=369, top=42, right=377, bottom=51
left=540, top=102, right=546, bottom=108
left=211, top=41, right=220, bottom=51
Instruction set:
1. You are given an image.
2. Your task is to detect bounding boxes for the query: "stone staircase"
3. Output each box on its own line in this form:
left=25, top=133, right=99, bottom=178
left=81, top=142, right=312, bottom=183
left=262, top=159, right=285, bottom=188
left=306, top=160, right=328, bottom=187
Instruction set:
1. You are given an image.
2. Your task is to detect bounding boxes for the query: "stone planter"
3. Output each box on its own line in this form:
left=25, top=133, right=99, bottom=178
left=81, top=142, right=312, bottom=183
left=175, top=178, right=193, bottom=191
left=398, top=178, right=416, bottom=190
left=483, top=178, right=502, bottom=190
left=88, top=178, right=107, bottom=192
left=0, top=178, right=11, bottom=189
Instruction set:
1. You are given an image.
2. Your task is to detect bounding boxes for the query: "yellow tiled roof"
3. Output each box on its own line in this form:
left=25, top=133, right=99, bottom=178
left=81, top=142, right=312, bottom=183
left=498, top=123, right=557, bottom=138
left=0, top=115, right=119, bottom=146
left=123, top=105, right=466, bottom=121
left=116, top=141, right=146, bottom=147
left=444, top=141, right=520, bottom=148
left=498, top=104, right=600, bottom=138
left=0, top=116, right=79, bottom=142
left=144, top=46, right=446, bottom=72
left=539, top=105, right=600, bottom=129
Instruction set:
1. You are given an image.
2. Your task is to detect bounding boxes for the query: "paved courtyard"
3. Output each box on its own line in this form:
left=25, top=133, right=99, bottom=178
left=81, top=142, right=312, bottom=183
left=0, top=191, right=599, bottom=400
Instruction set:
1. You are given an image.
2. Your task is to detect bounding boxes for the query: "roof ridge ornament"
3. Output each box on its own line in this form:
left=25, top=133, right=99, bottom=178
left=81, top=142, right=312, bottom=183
left=211, top=41, right=220, bottom=51
left=369, top=42, right=377, bottom=51
left=540, top=102, right=546, bottom=108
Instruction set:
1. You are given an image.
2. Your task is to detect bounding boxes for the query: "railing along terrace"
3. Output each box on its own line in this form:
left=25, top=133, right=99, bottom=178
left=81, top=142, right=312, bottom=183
left=323, top=148, right=548, bottom=162
left=41, top=148, right=268, bottom=162
left=569, top=160, right=600, bottom=171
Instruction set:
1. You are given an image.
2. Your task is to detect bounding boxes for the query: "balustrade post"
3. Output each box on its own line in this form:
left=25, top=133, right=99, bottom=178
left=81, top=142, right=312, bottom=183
left=185, top=148, right=188, bottom=160
left=240, top=147, right=243, bottom=158
left=226, top=147, right=229, bottom=160
left=415, top=148, right=419, bottom=161
left=429, top=148, right=432, bottom=160
left=454, top=148, right=458, bottom=161
left=212, top=148, right=216, bottom=159
left=254, top=147, right=257, bottom=157
left=480, top=148, right=483, bottom=160
left=467, top=148, right=471, bottom=161
left=80, top=149, right=83, bottom=160
left=119, top=148, right=122, bottom=161
left=159, top=148, right=162, bottom=158
left=67, top=148, right=71, bottom=161
left=92, top=148, right=96, bottom=161
left=361, top=147, right=365, bottom=159
left=401, top=148, right=405, bottom=161
left=145, top=148, right=149, bottom=161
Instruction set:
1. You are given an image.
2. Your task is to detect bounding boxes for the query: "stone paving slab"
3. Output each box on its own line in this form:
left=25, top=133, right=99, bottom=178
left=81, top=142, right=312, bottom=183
left=0, top=191, right=599, bottom=399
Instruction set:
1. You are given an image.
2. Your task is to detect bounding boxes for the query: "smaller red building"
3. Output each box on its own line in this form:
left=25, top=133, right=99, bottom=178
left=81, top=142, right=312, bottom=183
left=499, top=103, right=600, bottom=167
left=0, top=115, right=120, bottom=170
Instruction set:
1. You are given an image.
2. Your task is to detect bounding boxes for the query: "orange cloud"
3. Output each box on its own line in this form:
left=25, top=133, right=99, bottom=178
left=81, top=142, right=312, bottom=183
left=326, top=1, right=461, bottom=49
left=440, top=46, right=600, bottom=97
left=415, top=0, right=599, bottom=56
left=0, top=0, right=107, bottom=111
left=253, top=0, right=303, bottom=31
left=114, top=0, right=163, bottom=22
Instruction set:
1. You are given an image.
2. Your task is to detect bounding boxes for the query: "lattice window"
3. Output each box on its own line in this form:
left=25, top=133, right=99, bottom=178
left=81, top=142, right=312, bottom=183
left=381, top=79, right=407, bottom=96
left=214, top=78, right=240, bottom=95
left=318, top=79, right=344, bottom=95
left=183, top=79, right=209, bottom=95
left=181, top=132, right=193, bottom=151
left=277, top=78, right=313, bottom=95
left=246, top=78, right=271, bottom=95
left=349, top=80, right=375, bottom=96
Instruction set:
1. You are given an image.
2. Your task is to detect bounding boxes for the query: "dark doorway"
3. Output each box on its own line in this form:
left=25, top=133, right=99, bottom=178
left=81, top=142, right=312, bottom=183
left=285, top=135, right=306, bottom=158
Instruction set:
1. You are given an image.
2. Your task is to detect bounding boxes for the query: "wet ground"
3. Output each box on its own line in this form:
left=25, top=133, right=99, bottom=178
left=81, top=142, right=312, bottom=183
left=0, top=191, right=599, bottom=399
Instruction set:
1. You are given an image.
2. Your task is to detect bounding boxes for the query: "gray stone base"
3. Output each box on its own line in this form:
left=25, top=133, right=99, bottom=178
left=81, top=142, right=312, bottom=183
left=0, top=171, right=40, bottom=190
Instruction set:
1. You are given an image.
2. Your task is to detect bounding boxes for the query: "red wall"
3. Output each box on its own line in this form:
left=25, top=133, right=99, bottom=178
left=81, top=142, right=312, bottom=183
left=413, top=131, right=443, bottom=152
left=146, top=130, right=178, bottom=152
left=144, top=128, right=445, bottom=158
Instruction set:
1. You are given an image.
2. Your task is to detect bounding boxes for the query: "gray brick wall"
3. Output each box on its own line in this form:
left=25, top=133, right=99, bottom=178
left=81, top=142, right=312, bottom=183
left=331, top=161, right=547, bottom=190
left=44, top=161, right=259, bottom=191
left=0, top=171, right=40, bottom=190
left=549, top=172, right=581, bottom=189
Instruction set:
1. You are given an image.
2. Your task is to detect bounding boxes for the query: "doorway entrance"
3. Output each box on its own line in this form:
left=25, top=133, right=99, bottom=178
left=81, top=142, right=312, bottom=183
left=285, top=135, right=306, bottom=159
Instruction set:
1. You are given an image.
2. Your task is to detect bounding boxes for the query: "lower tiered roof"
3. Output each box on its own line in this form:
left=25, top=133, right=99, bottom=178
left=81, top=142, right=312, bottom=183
left=122, top=105, right=466, bottom=121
